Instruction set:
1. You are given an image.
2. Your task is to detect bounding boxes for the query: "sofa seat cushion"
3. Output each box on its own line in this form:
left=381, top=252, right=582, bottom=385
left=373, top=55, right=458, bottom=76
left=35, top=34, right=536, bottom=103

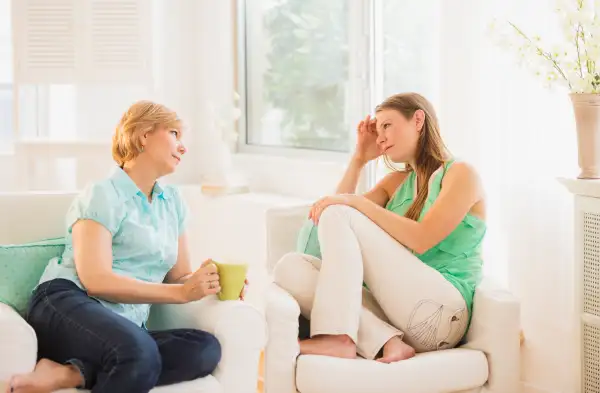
left=296, top=348, right=488, bottom=393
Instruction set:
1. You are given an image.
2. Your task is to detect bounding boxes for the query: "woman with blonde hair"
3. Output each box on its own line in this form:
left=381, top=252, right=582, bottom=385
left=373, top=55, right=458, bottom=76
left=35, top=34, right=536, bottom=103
left=274, top=92, right=486, bottom=363
left=8, top=101, right=232, bottom=393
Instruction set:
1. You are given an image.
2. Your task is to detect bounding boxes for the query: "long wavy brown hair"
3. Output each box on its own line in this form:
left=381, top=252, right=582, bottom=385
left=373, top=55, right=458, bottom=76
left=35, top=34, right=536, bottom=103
left=375, top=93, right=450, bottom=221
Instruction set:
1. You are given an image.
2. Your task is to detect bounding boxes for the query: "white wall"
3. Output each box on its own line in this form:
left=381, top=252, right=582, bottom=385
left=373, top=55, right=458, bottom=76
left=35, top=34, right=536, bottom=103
left=441, top=1, right=578, bottom=392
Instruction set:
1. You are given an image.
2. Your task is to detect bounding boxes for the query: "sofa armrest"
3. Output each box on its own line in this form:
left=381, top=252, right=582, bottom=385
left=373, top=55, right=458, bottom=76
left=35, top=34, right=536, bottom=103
left=147, top=297, right=266, bottom=393
left=264, top=283, right=301, bottom=393
left=0, top=303, right=37, bottom=381
left=461, top=278, right=521, bottom=393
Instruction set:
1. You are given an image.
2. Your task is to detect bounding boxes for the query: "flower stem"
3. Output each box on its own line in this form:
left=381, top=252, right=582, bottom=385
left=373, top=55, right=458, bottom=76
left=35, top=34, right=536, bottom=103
left=575, top=25, right=584, bottom=78
left=508, top=22, right=572, bottom=89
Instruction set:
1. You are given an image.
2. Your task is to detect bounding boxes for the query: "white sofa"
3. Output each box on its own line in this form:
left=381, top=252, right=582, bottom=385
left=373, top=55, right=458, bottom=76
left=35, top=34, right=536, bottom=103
left=263, top=205, right=521, bottom=393
left=0, top=191, right=266, bottom=393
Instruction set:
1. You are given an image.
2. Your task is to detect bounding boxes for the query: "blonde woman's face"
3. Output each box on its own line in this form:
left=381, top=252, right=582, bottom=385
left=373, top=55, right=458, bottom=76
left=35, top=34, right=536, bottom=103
left=142, top=125, right=186, bottom=174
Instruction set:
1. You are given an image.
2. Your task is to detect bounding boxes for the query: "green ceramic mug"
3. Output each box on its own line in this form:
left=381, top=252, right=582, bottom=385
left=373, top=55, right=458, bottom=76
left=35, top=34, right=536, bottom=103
left=213, top=261, right=248, bottom=301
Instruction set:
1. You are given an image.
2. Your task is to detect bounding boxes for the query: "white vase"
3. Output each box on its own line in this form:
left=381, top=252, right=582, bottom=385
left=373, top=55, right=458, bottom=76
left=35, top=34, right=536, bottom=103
left=571, top=93, right=600, bottom=179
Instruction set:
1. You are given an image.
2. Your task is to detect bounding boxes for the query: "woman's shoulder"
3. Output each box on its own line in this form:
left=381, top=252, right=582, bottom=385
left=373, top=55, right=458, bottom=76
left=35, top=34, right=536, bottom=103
left=64, top=178, right=125, bottom=235
left=77, top=178, right=121, bottom=204
left=378, top=170, right=411, bottom=200
left=380, top=170, right=410, bottom=186
left=67, top=179, right=123, bottom=220
left=441, top=160, right=485, bottom=200
left=443, top=160, right=481, bottom=183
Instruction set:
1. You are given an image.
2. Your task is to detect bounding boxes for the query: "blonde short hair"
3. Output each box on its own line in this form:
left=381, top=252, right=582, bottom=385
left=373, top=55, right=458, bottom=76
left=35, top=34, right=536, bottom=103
left=112, top=100, right=181, bottom=166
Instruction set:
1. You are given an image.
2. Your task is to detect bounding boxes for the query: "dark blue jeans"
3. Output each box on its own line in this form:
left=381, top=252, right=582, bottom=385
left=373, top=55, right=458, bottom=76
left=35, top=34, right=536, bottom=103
left=26, top=279, right=221, bottom=393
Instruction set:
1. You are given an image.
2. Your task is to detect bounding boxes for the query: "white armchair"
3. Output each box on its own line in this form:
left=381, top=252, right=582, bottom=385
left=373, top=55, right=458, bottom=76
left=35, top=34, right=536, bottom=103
left=0, top=191, right=266, bottom=393
left=264, top=205, right=521, bottom=393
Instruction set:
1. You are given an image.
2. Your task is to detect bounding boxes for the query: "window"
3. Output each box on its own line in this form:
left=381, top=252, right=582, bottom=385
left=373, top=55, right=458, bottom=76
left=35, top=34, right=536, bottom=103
left=374, top=0, right=441, bottom=180
left=376, top=0, right=440, bottom=102
left=240, top=0, right=369, bottom=154
left=238, top=0, right=440, bottom=160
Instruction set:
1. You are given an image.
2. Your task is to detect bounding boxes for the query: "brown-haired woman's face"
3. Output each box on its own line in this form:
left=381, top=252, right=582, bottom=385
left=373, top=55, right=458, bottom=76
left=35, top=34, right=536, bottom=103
left=375, top=108, right=421, bottom=163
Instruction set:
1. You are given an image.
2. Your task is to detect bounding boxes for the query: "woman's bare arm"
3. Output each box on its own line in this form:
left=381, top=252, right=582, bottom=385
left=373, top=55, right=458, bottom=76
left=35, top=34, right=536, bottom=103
left=349, top=162, right=483, bottom=253
left=335, top=157, right=368, bottom=194
left=72, top=220, right=186, bottom=304
left=361, top=171, right=408, bottom=207
left=164, top=233, right=193, bottom=284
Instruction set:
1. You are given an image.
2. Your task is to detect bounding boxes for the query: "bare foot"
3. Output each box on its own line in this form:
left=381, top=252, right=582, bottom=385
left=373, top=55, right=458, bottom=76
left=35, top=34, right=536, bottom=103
left=377, top=336, right=416, bottom=363
left=299, top=335, right=357, bottom=359
left=8, top=358, right=83, bottom=393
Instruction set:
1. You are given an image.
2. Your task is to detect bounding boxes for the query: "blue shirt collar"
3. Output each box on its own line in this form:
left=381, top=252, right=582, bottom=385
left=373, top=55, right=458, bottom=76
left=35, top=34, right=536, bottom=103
left=110, top=167, right=168, bottom=200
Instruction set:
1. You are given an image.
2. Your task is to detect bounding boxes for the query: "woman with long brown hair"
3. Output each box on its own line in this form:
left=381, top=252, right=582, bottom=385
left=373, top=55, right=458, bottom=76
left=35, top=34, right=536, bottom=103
left=273, top=92, right=486, bottom=363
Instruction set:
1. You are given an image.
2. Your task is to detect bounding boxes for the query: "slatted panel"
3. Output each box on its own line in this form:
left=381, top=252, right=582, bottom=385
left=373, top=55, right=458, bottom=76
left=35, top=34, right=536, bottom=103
left=83, top=0, right=152, bottom=84
left=12, top=0, right=152, bottom=84
left=0, top=0, right=13, bottom=84
left=12, top=0, right=79, bottom=83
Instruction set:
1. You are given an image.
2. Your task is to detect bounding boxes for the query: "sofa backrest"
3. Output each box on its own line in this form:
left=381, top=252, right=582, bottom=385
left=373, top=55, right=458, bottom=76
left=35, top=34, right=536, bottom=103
left=0, top=192, right=77, bottom=245
left=265, top=204, right=311, bottom=273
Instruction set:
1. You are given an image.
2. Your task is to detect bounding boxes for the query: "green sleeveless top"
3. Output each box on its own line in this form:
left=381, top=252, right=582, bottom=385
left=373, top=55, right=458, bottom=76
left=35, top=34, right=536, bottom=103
left=385, top=160, right=485, bottom=315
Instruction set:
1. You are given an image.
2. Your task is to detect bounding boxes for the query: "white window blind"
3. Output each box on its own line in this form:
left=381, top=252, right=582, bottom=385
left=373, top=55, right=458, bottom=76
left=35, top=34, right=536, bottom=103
left=12, top=0, right=153, bottom=85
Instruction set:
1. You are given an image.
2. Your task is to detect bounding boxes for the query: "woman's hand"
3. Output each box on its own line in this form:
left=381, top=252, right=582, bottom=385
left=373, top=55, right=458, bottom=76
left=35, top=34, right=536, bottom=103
left=180, top=259, right=221, bottom=303
left=239, top=279, right=249, bottom=301
left=309, top=194, right=359, bottom=224
left=353, top=115, right=381, bottom=164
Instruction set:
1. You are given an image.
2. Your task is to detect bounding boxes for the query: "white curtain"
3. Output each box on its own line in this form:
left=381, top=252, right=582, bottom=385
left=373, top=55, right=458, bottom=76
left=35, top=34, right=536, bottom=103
left=441, top=1, right=577, bottom=391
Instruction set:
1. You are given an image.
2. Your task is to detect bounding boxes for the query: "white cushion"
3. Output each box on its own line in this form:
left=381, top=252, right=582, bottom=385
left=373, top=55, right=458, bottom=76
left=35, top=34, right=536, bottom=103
left=296, top=349, right=488, bottom=393
left=0, top=303, right=37, bottom=381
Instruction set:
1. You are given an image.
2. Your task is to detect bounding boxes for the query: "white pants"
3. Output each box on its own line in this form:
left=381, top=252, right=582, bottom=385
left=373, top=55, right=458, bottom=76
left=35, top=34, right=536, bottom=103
left=273, top=205, right=468, bottom=359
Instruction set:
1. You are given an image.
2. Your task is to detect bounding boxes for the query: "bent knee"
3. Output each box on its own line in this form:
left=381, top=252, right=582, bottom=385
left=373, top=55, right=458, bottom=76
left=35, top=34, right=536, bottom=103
left=319, top=204, right=358, bottom=226
left=273, top=252, right=320, bottom=300
left=186, top=330, right=222, bottom=378
left=122, top=338, right=162, bottom=385
left=273, top=252, right=308, bottom=289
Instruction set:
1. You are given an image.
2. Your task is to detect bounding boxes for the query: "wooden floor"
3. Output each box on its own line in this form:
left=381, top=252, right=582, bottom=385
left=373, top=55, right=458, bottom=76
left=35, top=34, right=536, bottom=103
left=257, top=350, right=264, bottom=393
